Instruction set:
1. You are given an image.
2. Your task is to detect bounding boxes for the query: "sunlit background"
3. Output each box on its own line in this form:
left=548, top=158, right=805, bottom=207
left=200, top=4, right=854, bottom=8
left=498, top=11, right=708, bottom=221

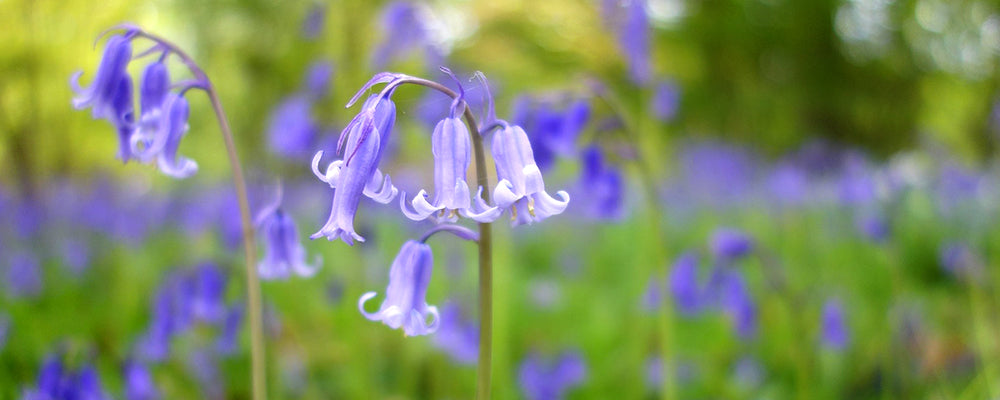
left=2, top=0, right=1000, bottom=398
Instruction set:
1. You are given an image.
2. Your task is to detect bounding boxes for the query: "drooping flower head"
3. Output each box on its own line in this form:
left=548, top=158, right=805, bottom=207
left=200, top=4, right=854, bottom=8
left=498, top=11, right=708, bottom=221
left=820, top=298, right=849, bottom=350
left=709, top=228, right=754, bottom=262
left=71, top=33, right=136, bottom=155
left=491, top=123, right=571, bottom=226
left=312, top=74, right=401, bottom=244
left=359, top=240, right=439, bottom=336
left=669, top=252, right=701, bottom=316
left=574, top=145, right=625, bottom=221
left=401, top=68, right=499, bottom=223
left=256, top=187, right=320, bottom=280
left=518, top=351, right=587, bottom=400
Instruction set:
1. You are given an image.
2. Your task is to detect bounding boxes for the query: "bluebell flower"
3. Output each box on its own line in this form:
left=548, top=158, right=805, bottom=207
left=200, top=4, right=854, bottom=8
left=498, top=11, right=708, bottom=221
left=432, top=301, right=478, bottom=365
left=574, top=146, right=625, bottom=221
left=304, top=60, right=334, bottom=99
left=709, top=228, right=754, bottom=262
left=124, top=360, right=160, bottom=400
left=267, top=95, right=319, bottom=159
left=837, top=154, right=877, bottom=206
left=766, top=162, right=808, bottom=207
left=312, top=90, right=399, bottom=245
left=669, top=253, right=701, bottom=315
left=136, top=277, right=187, bottom=361
left=518, top=351, right=587, bottom=400
left=371, top=1, right=443, bottom=69
left=641, top=277, right=664, bottom=312
left=401, top=69, right=500, bottom=223
left=5, top=252, right=42, bottom=299
left=644, top=356, right=663, bottom=389
left=73, top=365, right=112, bottom=400
left=939, top=242, right=980, bottom=281
left=153, top=94, right=198, bottom=178
left=359, top=240, right=439, bottom=336
left=59, top=238, right=91, bottom=276
left=615, top=0, right=652, bottom=84
left=301, top=2, right=327, bottom=39
left=216, top=303, right=243, bottom=355
left=732, top=356, right=764, bottom=388
left=491, top=124, right=570, bottom=226
left=256, top=193, right=320, bottom=280
left=855, top=213, right=889, bottom=243
left=718, top=270, right=756, bottom=339
left=821, top=298, right=849, bottom=350
left=651, top=80, right=680, bottom=122
left=190, top=263, right=227, bottom=324
left=71, top=33, right=135, bottom=160
left=22, top=357, right=111, bottom=400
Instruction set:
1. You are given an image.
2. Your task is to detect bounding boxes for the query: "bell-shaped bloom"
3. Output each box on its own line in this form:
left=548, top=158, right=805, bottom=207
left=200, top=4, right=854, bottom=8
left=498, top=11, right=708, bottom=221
left=669, top=253, right=701, bottom=315
left=359, top=240, right=439, bottom=336
left=518, top=351, right=587, bottom=400
left=22, top=358, right=112, bottom=400
left=709, top=228, right=753, bottom=262
left=311, top=94, right=398, bottom=245
left=820, top=298, right=849, bottom=350
left=155, top=95, right=198, bottom=178
left=371, top=1, right=443, bottom=69
left=432, top=301, right=479, bottom=365
left=123, top=360, right=160, bottom=400
left=574, top=146, right=625, bottom=221
left=256, top=200, right=320, bottom=280
left=71, top=34, right=133, bottom=122
left=855, top=213, right=889, bottom=243
left=491, top=124, right=570, bottom=226
left=190, top=263, right=227, bottom=324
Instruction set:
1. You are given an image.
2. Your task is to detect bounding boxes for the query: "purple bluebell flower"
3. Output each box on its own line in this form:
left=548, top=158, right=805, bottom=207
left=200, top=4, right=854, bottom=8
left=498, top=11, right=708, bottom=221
left=256, top=192, right=320, bottom=280
left=359, top=240, right=439, bottom=336
left=73, top=365, right=112, bottom=400
left=651, top=80, right=680, bottom=122
left=617, top=0, right=652, bottom=84
left=154, top=94, right=198, bottom=178
left=837, top=154, right=877, bottom=206
left=766, top=162, right=808, bottom=206
left=267, top=95, right=319, bottom=159
left=59, top=238, right=91, bottom=276
left=676, top=141, right=757, bottom=208
left=371, top=1, right=442, bottom=69
left=709, top=228, right=754, bottom=262
left=669, top=253, right=701, bottom=315
left=432, top=301, right=479, bottom=365
left=191, top=263, right=227, bottom=324
left=312, top=89, right=399, bottom=244
left=5, top=252, right=42, bottom=299
left=518, top=351, right=587, bottom=400
left=136, top=276, right=188, bottom=361
left=641, top=277, right=664, bottom=312
left=939, top=242, right=980, bottom=281
left=491, top=124, right=570, bottom=226
left=574, top=146, right=625, bottom=221
left=135, top=60, right=170, bottom=147
left=401, top=69, right=500, bottom=223
left=186, top=348, right=223, bottom=399
left=821, top=298, right=849, bottom=350
left=216, top=303, right=243, bottom=355
left=732, top=357, right=764, bottom=388
left=855, top=213, right=889, bottom=243
left=718, top=270, right=756, bottom=339
left=71, top=33, right=135, bottom=160
left=304, top=60, right=334, bottom=99
left=124, top=360, right=160, bottom=400
left=301, top=2, right=326, bottom=39
left=22, top=357, right=112, bottom=400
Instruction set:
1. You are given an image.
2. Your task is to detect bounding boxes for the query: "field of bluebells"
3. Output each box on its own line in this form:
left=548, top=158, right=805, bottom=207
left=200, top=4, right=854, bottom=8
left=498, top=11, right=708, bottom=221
left=3, top=0, right=1000, bottom=399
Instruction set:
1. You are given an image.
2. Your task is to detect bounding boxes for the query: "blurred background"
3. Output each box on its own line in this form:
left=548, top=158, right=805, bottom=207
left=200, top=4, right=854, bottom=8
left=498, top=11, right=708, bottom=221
left=2, top=0, right=1000, bottom=398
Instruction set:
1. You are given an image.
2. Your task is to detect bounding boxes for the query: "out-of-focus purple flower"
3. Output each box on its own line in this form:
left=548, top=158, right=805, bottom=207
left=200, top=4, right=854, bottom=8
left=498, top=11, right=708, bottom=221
left=604, top=0, right=651, bottom=84
left=939, top=242, right=981, bottom=281
left=124, top=360, right=160, bottom=400
left=71, top=33, right=135, bottom=161
left=491, top=124, right=570, bottom=226
left=766, top=162, right=808, bottom=206
left=855, top=213, right=890, bottom=243
left=216, top=303, right=243, bottom=355
left=574, top=146, right=625, bottom=221
left=651, top=80, right=679, bottom=122
left=267, top=95, right=319, bottom=159
left=641, top=277, right=663, bottom=312
left=13, top=202, right=44, bottom=239
left=191, top=263, right=227, bottom=324
left=154, top=94, right=197, bottom=178
left=359, top=240, right=439, bottom=336
left=935, top=163, right=982, bottom=213
left=707, top=268, right=756, bottom=339
left=838, top=154, right=877, bottom=206
left=645, top=356, right=663, bottom=389
left=256, top=196, right=320, bottom=280
left=401, top=70, right=500, bottom=223
left=821, top=298, right=849, bottom=350
left=516, top=98, right=590, bottom=171
left=304, top=60, right=333, bottom=99
left=432, top=302, right=478, bottom=365
left=710, top=228, right=754, bottom=262
left=670, top=253, right=701, bottom=315
left=59, top=238, right=91, bottom=276
left=371, top=1, right=443, bottom=69
left=0, top=312, right=9, bottom=352
left=186, top=348, right=223, bottom=399
left=675, top=141, right=757, bottom=208
left=518, top=351, right=587, bottom=400
left=732, top=356, right=763, bottom=388
left=22, top=357, right=112, bottom=400
left=5, top=252, right=42, bottom=299
left=312, top=91, right=399, bottom=245
left=302, top=2, right=326, bottom=39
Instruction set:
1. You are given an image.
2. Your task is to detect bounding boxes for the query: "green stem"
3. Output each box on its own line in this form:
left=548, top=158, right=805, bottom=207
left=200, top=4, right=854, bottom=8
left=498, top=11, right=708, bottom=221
left=395, top=77, right=494, bottom=400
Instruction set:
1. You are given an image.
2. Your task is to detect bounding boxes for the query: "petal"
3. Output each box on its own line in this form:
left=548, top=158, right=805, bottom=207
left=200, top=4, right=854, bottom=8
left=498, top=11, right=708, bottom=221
left=157, top=156, right=198, bottom=179
left=364, top=169, right=398, bottom=204
left=399, top=190, right=440, bottom=221
left=310, top=151, right=329, bottom=183
left=492, top=179, right=522, bottom=209
left=358, top=292, right=381, bottom=320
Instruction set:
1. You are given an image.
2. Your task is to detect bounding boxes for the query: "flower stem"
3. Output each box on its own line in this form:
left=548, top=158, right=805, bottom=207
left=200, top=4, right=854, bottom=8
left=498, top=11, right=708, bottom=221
left=394, top=76, right=494, bottom=400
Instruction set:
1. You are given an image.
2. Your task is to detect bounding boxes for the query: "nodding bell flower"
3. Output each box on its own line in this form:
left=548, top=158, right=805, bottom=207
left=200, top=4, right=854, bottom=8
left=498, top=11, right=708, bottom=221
left=358, top=240, right=439, bottom=336
left=71, top=34, right=133, bottom=121
left=311, top=89, right=398, bottom=245
left=491, top=123, right=570, bottom=226
left=256, top=189, right=320, bottom=280
left=154, top=94, right=198, bottom=178
left=130, top=86, right=198, bottom=179
left=401, top=68, right=499, bottom=223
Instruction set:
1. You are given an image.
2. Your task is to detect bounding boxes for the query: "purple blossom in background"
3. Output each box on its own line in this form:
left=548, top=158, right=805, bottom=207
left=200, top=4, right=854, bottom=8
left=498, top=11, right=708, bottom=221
left=304, top=60, right=334, bottom=99
left=359, top=240, right=440, bottom=336
left=644, top=356, right=663, bottom=389
left=855, top=213, right=889, bottom=243
left=5, top=252, right=42, bottom=299
left=491, top=124, right=570, bottom=226
left=651, top=80, right=680, bottom=122
left=124, top=360, right=160, bottom=400
left=575, top=146, right=625, bottom=221
left=267, top=95, right=319, bottom=159
left=821, top=298, right=849, bottom=350
left=216, top=303, right=244, bottom=355
left=0, top=313, right=9, bottom=352
left=432, top=301, right=478, bottom=365
left=301, top=2, right=326, bottom=39
left=675, top=141, right=757, bottom=208
left=516, top=98, right=590, bottom=171
left=21, top=357, right=112, bottom=400
left=710, top=228, right=754, bottom=262
left=670, top=253, right=701, bottom=315
left=70, top=33, right=135, bottom=161
left=59, top=238, right=91, bottom=276
left=601, top=0, right=651, bottom=84
left=256, top=196, right=320, bottom=280
left=641, top=277, right=664, bottom=312
left=732, top=357, right=764, bottom=388
left=371, top=1, right=443, bottom=69
left=707, top=268, right=756, bottom=339
left=939, top=242, right=980, bottom=281
left=518, top=351, right=587, bottom=400
left=186, top=348, right=223, bottom=399
left=766, top=162, right=808, bottom=207
left=837, top=154, right=877, bottom=206
left=191, top=263, right=227, bottom=324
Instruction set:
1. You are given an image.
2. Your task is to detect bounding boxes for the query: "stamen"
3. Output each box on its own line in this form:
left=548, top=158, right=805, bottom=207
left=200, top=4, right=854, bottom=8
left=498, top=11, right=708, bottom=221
left=527, top=197, right=536, bottom=217
left=511, top=204, right=518, bottom=222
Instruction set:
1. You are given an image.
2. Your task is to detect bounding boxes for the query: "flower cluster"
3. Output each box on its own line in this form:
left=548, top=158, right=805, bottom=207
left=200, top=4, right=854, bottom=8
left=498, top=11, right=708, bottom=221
left=20, top=354, right=112, bottom=400
left=71, top=28, right=202, bottom=178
